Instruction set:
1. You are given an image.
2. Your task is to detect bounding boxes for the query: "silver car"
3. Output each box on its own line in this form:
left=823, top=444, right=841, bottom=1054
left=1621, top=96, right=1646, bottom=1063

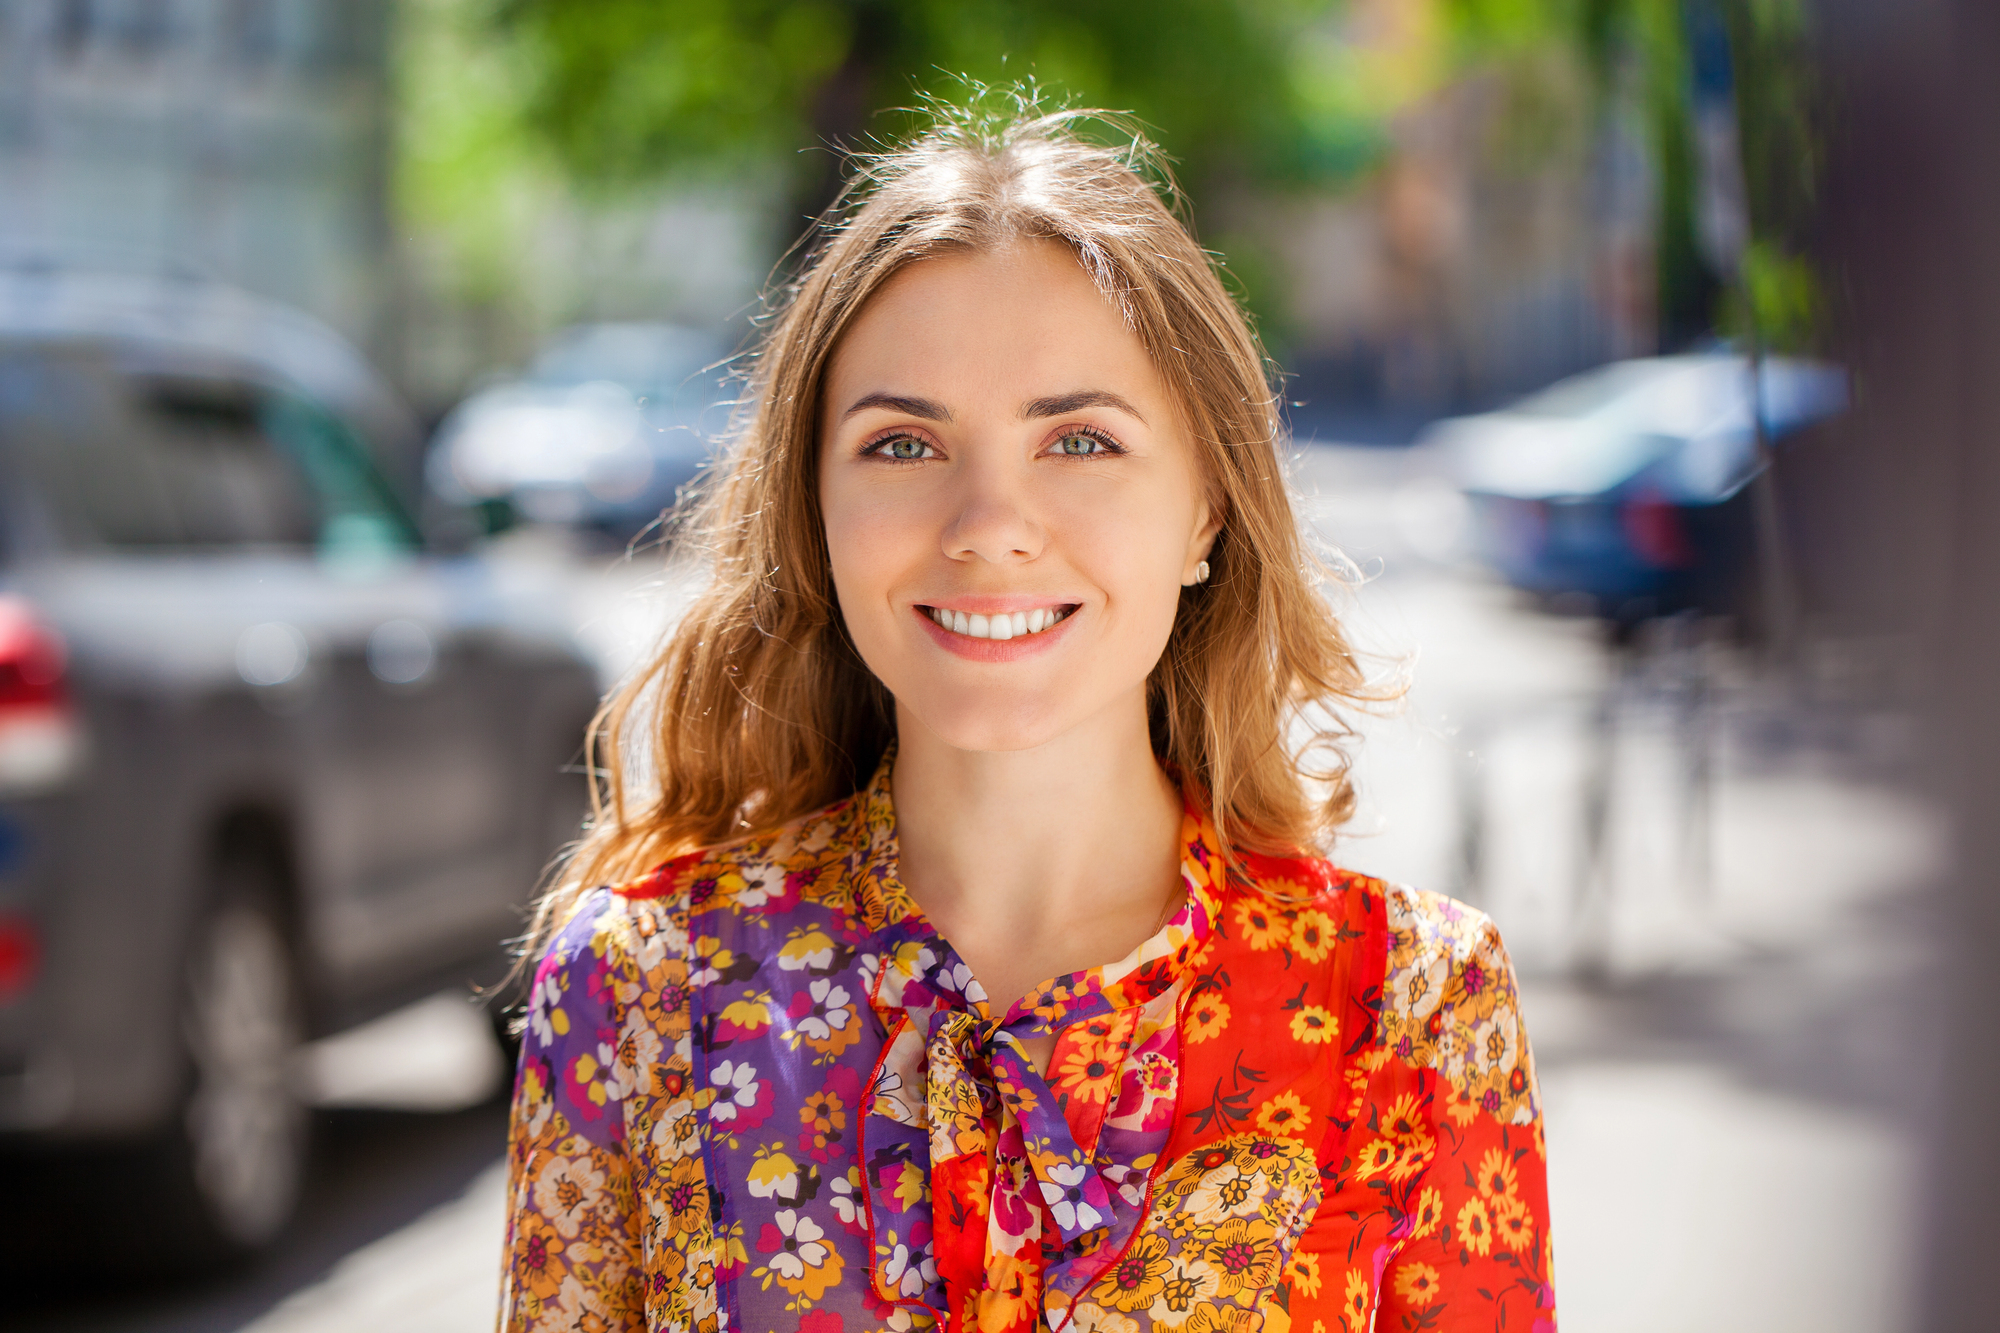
left=0, top=268, right=599, bottom=1264
left=428, top=321, right=735, bottom=541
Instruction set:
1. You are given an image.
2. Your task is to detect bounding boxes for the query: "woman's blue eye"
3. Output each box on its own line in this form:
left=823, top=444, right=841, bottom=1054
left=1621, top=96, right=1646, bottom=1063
left=883, top=436, right=928, bottom=460
left=1058, top=433, right=1102, bottom=455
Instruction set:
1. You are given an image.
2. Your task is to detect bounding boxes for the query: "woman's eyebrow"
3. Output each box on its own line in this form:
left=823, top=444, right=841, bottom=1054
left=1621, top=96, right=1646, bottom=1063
left=1022, top=390, right=1146, bottom=423
left=842, top=392, right=952, bottom=422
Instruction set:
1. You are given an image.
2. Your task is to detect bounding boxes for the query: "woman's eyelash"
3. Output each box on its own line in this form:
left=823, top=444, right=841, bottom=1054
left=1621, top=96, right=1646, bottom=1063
left=1049, top=425, right=1127, bottom=456
left=860, top=431, right=938, bottom=461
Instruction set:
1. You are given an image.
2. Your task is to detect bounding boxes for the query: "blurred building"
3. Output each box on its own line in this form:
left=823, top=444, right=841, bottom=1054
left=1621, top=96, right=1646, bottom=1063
left=0, top=0, right=394, bottom=354
left=1271, top=0, right=1658, bottom=421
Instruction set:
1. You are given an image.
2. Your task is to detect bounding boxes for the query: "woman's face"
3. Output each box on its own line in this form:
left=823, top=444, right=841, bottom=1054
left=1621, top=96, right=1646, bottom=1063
left=819, top=240, right=1219, bottom=753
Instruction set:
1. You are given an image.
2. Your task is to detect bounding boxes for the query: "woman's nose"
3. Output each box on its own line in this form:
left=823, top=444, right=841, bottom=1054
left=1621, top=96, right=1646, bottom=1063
left=940, top=464, right=1044, bottom=565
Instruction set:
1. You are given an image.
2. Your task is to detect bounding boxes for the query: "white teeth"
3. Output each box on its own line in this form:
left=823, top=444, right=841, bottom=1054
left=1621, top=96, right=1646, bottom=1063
left=929, top=606, right=1071, bottom=639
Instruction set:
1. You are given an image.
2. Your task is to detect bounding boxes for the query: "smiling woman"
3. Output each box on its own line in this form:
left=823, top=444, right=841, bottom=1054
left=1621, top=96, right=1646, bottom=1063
left=499, top=104, right=1556, bottom=1333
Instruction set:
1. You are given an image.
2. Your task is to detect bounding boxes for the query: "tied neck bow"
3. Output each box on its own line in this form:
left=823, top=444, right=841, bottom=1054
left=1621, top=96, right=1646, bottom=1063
left=918, top=1008, right=1117, bottom=1244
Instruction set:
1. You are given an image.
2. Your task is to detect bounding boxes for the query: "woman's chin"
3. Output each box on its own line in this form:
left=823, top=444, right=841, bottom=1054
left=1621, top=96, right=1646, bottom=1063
left=897, top=694, right=1098, bottom=756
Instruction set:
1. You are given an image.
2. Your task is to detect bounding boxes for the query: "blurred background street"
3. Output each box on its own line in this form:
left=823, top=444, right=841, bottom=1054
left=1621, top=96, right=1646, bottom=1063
left=0, top=0, right=1988, bottom=1330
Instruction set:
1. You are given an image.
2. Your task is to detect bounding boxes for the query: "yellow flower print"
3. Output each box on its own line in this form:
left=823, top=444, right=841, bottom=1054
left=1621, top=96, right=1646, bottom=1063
left=1354, top=1137, right=1398, bottom=1180
left=513, top=1212, right=568, bottom=1300
left=1392, top=1261, right=1443, bottom=1308
left=1254, top=1090, right=1313, bottom=1138
left=1407, top=1186, right=1445, bottom=1240
left=981, top=1252, right=1039, bottom=1328
left=1289, top=1005, right=1338, bottom=1045
left=1287, top=1249, right=1323, bottom=1297
left=1492, top=1191, right=1534, bottom=1251
left=659, top=1155, right=709, bottom=1238
left=1095, top=1232, right=1173, bottom=1312
left=1476, top=1146, right=1520, bottom=1200
left=775, top=926, right=837, bottom=972
left=1290, top=910, right=1337, bottom=963
left=1155, top=1254, right=1223, bottom=1315
left=1184, top=995, right=1231, bottom=1044
left=1069, top=1305, right=1142, bottom=1333
left=799, top=1089, right=846, bottom=1155
left=1388, top=1130, right=1434, bottom=1183
left=719, top=991, right=773, bottom=1035
left=1233, top=899, right=1288, bottom=951
left=1444, top=1082, right=1481, bottom=1126
left=1456, top=1195, right=1495, bottom=1256
left=1057, top=1044, right=1124, bottom=1104
left=1381, top=1093, right=1425, bottom=1140
left=1341, top=1270, right=1371, bottom=1331
left=1204, top=1216, right=1282, bottom=1296
left=745, top=1143, right=802, bottom=1202
left=688, top=933, right=736, bottom=984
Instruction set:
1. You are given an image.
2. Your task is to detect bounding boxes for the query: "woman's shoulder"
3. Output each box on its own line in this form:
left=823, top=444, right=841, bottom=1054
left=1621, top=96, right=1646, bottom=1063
left=1218, top=851, right=1536, bottom=1121
left=539, top=787, right=874, bottom=974
left=607, top=788, right=869, bottom=911
left=1376, top=882, right=1538, bottom=1126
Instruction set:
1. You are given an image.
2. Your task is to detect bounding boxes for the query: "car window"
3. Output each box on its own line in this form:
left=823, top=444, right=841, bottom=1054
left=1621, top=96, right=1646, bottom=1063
left=0, top=345, right=181, bottom=549
left=258, top=392, right=420, bottom=558
left=0, top=346, right=420, bottom=557
left=135, top=374, right=320, bottom=547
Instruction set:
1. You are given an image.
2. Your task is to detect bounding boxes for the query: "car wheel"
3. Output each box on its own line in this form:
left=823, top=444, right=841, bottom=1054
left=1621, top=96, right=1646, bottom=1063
left=147, top=857, right=310, bottom=1265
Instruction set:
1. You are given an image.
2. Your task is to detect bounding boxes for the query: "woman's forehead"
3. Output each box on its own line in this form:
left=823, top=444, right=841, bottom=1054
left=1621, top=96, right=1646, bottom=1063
left=824, top=241, right=1170, bottom=420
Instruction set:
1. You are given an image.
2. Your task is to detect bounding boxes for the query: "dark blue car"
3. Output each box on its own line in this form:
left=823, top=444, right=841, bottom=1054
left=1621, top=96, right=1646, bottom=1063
left=1427, top=354, right=1846, bottom=619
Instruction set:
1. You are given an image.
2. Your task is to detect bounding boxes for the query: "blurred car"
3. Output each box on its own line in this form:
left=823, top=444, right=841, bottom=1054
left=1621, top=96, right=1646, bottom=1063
left=0, top=265, right=600, bottom=1264
left=428, top=321, right=735, bottom=541
left=1426, top=353, right=1847, bottom=620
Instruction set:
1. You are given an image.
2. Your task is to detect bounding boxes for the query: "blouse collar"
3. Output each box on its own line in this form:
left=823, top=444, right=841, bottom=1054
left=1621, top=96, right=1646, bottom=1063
left=852, top=748, right=1230, bottom=1037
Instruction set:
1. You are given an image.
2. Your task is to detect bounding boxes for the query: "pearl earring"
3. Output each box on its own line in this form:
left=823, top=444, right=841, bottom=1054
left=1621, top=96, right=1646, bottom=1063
left=1193, top=560, right=1210, bottom=585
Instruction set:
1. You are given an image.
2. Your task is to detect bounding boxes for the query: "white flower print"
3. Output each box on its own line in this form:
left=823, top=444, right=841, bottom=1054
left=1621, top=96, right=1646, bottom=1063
left=526, top=968, right=564, bottom=1048
left=708, top=1059, right=761, bottom=1122
left=1182, top=1161, right=1272, bottom=1221
left=881, top=1237, right=938, bottom=1297
left=829, top=1166, right=864, bottom=1226
left=1399, top=949, right=1453, bottom=1021
left=733, top=862, right=786, bottom=910
left=1039, top=1160, right=1107, bottom=1233
left=531, top=1155, right=605, bottom=1239
left=606, top=1007, right=661, bottom=1100
left=765, top=1208, right=831, bottom=1280
left=794, top=979, right=855, bottom=1042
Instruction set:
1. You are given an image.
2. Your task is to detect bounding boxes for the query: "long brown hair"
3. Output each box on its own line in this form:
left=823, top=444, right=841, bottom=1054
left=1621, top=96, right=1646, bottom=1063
left=527, top=102, right=1381, bottom=954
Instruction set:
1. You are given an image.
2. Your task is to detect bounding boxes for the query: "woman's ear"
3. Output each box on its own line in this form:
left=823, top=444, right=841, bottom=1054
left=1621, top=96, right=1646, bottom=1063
left=1182, top=499, right=1223, bottom=586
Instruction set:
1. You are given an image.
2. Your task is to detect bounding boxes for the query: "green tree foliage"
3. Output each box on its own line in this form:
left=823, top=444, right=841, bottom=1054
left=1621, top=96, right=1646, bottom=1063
left=1444, top=0, right=1823, bottom=349
left=488, top=0, right=1380, bottom=208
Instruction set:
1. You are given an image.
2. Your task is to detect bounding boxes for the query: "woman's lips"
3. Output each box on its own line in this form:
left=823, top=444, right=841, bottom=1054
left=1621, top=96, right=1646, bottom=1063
left=914, top=603, right=1080, bottom=661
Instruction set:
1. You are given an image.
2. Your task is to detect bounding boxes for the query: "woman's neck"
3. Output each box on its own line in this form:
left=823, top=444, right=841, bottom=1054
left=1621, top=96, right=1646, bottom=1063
left=889, top=692, right=1186, bottom=1018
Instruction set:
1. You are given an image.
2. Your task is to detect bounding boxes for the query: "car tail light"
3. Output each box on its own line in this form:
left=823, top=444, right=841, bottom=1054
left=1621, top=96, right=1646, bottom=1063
left=0, top=597, right=84, bottom=794
left=1621, top=493, right=1697, bottom=570
left=0, top=914, right=36, bottom=1001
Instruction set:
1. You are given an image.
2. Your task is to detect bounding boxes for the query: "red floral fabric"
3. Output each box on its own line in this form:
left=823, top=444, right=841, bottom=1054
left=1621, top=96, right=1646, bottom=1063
left=499, top=759, right=1555, bottom=1333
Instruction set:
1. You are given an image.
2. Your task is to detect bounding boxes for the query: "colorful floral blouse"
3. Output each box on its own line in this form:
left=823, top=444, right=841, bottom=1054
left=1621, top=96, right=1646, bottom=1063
left=500, top=761, right=1556, bottom=1333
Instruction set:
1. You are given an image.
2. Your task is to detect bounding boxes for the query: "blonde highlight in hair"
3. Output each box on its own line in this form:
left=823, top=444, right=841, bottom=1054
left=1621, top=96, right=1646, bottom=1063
left=525, top=100, right=1383, bottom=957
